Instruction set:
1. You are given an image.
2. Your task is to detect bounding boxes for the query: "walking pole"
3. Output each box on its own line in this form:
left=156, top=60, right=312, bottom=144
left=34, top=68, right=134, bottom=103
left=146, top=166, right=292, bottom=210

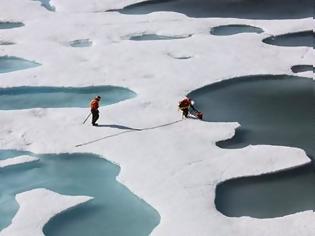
left=83, top=113, right=92, bottom=124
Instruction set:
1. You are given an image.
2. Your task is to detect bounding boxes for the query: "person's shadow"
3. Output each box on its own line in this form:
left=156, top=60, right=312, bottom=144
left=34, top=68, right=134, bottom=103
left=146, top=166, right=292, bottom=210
left=96, top=124, right=141, bottom=131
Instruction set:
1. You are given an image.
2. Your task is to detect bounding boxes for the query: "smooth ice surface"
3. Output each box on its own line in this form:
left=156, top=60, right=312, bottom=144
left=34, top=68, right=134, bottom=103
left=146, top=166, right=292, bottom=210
left=189, top=75, right=315, bottom=218
left=0, top=150, right=160, bottom=235
left=34, top=0, right=55, bottom=11
left=69, top=39, right=93, bottom=47
left=291, top=65, right=314, bottom=73
left=129, top=34, right=191, bottom=41
left=210, top=25, right=263, bottom=35
left=116, top=0, right=313, bottom=19
left=0, top=22, right=24, bottom=30
left=263, top=31, right=315, bottom=47
left=0, top=86, right=136, bottom=110
left=0, top=56, right=40, bottom=74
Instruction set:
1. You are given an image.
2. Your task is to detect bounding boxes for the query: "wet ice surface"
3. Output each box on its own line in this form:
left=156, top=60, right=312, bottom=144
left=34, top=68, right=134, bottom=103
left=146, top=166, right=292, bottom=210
left=291, top=65, right=314, bottom=73
left=129, top=34, right=191, bottom=41
left=115, top=0, right=313, bottom=19
left=0, top=86, right=136, bottom=110
left=69, top=39, right=93, bottom=47
left=0, top=22, right=24, bottom=30
left=210, top=25, right=263, bottom=36
left=189, top=75, right=315, bottom=218
left=0, top=56, right=40, bottom=74
left=263, top=31, right=314, bottom=47
left=0, top=151, right=160, bottom=235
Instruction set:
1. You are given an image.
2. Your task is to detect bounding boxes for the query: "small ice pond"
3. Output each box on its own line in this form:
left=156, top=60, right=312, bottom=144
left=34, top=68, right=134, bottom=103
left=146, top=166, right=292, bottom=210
left=263, top=31, right=314, bottom=47
left=69, top=39, right=93, bottom=47
left=189, top=75, right=315, bottom=218
left=210, top=25, right=263, bottom=35
left=129, top=34, right=191, bottom=41
left=291, top=65, right=314, bottom=73
left=0, top=56, right=40, bottom=74
left=0, top=86, right=136, bottom=110
left=215, top=163, right=315, bottom=218
left=0, top=150, right=160, bottom=235
left=0, top=22, right=24, bottom=30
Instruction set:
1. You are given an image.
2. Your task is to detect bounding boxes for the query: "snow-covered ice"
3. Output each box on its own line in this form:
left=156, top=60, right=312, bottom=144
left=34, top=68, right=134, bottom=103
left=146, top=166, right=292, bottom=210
left=0, top=0, right=314, bottom=235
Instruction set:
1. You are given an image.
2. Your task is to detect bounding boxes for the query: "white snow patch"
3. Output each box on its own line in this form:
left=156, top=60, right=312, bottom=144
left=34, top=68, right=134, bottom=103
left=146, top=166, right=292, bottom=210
left=218, top=145, right=311, bottom=181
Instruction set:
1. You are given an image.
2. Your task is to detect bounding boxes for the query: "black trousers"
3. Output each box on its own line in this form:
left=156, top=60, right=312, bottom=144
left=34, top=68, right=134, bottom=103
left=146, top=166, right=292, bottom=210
left=91, top=109, right=99, bottom=124
left=182, top=108, right=189, bottom=118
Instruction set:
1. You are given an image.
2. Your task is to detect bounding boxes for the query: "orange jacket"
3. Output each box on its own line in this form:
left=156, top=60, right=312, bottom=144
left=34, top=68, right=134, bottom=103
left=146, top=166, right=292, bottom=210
left=90, top=99, right=99, bottom=110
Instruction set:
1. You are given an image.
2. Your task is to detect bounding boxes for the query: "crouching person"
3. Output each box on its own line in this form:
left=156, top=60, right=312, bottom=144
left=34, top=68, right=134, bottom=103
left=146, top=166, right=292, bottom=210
left=178, top=97, right=203, bottom=120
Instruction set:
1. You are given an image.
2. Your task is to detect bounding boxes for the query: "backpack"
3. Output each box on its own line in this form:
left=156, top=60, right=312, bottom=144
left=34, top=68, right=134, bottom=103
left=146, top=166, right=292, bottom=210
left=179, top=99, right=191, bottom=108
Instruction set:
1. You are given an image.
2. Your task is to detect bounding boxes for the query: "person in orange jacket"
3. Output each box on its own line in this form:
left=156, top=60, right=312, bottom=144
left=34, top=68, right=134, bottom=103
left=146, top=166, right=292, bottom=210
left=90, top=96, right=101, bottom=126
left=178, top=97, right=193, bottom=118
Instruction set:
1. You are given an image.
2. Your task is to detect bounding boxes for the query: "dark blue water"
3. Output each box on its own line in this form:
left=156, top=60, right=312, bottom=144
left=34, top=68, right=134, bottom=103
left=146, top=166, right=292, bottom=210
left=210, top=25, right=263, bottom=35
left=0, top=56, right=40, bottom=74
left=215, top=164, right=315, bottom=218
left=188, top=75, right=315, bottom=218
left=263, top=31, right=314, bottom=47
left=0, top=150, right=160, bottom=235
left=112, top=0, right=313, bottom=19
left=0, top=86, right=136, bottom=110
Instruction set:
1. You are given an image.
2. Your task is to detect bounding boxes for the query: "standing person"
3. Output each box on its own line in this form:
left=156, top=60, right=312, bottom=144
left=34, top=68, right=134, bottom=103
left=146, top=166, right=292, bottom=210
left=90, top=96, right=101, bottom=126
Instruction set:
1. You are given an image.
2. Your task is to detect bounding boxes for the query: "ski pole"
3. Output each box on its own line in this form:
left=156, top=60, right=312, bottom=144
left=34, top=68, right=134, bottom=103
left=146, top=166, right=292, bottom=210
left=83, top=113, right=92, bottom=124
left=191, top=104, right=199, bottom=113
